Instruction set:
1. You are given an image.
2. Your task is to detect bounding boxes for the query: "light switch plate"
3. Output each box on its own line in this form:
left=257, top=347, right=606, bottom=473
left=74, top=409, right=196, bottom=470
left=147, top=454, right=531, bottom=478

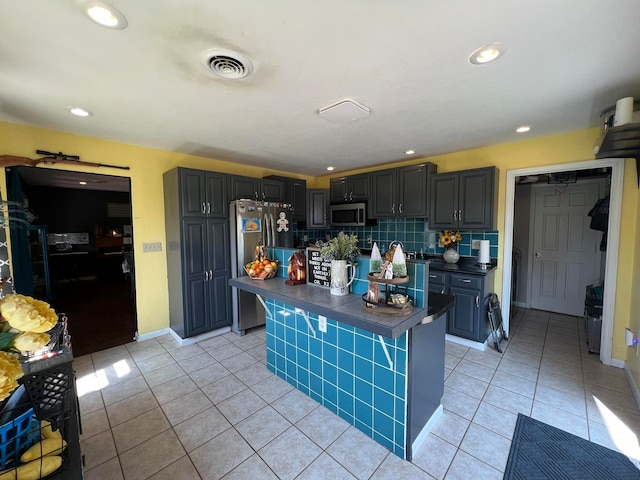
left=471, top=240, right=481, bottom=249
left=142, top=242, right=162, bottom=253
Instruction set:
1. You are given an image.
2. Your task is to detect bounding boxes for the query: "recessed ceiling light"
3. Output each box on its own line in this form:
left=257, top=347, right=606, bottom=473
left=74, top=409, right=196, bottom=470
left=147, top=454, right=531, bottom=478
left=469, top=43, right=506, bottom=65
left=327, top=166, right=335, bottom=171
left=516, top=125, right=532, bottom=133
left=81, top=1, right=128, bottom=29
left=68, top=107, right=93, bottom=117
left=405, top=150, right=415, bottom=155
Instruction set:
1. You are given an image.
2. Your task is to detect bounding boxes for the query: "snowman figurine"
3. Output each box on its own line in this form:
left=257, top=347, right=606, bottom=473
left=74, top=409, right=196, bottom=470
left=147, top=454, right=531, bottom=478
left=276, top=211, right=289, bottom=232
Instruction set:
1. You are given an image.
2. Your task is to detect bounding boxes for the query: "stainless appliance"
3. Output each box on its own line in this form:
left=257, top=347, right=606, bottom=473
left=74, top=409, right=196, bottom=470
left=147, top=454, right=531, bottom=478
left=328, top=202, right=367, bottom=227
left=229, top=199, right=294, bottom=334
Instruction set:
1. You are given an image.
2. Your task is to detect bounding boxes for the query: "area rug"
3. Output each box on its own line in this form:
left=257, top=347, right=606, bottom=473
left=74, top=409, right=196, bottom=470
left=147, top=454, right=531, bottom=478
left=503, top=414, right=640, bottom=479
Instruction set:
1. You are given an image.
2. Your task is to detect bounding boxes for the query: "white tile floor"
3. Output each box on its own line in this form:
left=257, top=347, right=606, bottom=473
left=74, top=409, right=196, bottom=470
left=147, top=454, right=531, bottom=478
left=75, top=308, right=640, bottom=479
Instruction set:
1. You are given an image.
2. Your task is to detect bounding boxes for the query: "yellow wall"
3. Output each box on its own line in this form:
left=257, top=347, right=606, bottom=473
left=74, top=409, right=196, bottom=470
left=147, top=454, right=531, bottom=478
left=320, top=128, right=639, bottom=363
left=2, top=121, right=639, bottom=367
left=0, top=121, right=313, bottom=336
left=627, top=174, right=640, bottom=387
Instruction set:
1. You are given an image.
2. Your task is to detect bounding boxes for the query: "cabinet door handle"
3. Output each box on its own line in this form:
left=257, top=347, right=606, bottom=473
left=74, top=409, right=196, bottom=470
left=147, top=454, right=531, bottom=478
left=461, top=279, right=472, bottom=283
left=453, top=210, right=457, bottom=221
left=344, top=193, right=347, bottom=201
left=207, top=202, right=211, bottom=214
left=459, top=209, right=462, bottom=222
left=392, top=203, right=395, bottom=214
left=429, top=274, right=437, bottom=278
left=441, top=288, right=445, bottom=294
left=202, top=202, right=206, bottom=214
left=399, top=203, right=403, bottom=214
left=210, top=270, right=213, bottom=280
left=349, top=192, right=353, bottom=201
left=475, top=295, right=479, bottom=307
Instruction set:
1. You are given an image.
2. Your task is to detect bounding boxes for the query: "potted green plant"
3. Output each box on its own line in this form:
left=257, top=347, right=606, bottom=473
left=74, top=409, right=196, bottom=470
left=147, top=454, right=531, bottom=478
left=320, top=232, right=360, bottom=295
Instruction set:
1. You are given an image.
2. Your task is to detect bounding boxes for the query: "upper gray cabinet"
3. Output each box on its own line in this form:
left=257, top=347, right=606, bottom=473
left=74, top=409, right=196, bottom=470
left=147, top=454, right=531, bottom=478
left=229, top=175, right=285, bottom=202
left=307, top=189, right=329, bottom=229
left=174, top=168, right=228, bottom=218
left=370, top=163, right=437, bottom=218
left=263, top=175, right=307, bottom=222
left=329, top=173, right=370, bottom=203
left=429, top=166, right=496, bottom=230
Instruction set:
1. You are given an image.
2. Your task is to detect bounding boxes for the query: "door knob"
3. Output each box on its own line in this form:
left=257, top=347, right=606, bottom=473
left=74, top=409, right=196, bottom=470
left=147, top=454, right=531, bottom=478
left=535, top=252, right=542, bottom=257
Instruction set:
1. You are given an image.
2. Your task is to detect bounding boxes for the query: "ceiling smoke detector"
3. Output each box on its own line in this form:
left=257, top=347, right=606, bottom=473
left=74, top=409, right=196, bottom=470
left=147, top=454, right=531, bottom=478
left=201, top=49, right=253, bottom=79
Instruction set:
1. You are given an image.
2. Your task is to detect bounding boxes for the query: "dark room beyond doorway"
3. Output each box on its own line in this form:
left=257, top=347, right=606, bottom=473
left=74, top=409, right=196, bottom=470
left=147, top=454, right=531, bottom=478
left=8, top=166, right=137, bottom=357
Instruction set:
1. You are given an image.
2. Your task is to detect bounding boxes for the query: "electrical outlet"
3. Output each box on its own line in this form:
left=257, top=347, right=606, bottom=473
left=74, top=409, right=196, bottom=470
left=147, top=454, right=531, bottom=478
left=142, top=242, right=162, bottom=253
left=472, top=239, right=481, bottom=249
left=367, top=236, right=372, bottom=245
left=303, top=234, right=308, bottom=242
left=318, top=315, right=327, bottom=333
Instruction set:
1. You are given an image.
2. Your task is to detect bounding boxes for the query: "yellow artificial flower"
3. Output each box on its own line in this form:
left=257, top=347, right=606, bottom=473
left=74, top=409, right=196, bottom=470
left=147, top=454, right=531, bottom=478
left=0, top=351, right=24, bottom=401
left=0, top=294, right=58, bottom=333
left=439, top=230, right=462, bottom=248
left=14, top=331, right=51, bottom=352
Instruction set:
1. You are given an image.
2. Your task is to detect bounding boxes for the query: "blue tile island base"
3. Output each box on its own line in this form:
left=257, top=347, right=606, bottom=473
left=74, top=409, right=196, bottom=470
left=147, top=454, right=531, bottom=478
left=229, top=251, right=451, bottom=460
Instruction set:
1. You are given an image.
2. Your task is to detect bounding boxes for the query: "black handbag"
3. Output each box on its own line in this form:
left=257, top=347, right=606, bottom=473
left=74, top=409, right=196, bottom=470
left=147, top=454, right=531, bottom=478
left=588, top=195, right=609, bottom=232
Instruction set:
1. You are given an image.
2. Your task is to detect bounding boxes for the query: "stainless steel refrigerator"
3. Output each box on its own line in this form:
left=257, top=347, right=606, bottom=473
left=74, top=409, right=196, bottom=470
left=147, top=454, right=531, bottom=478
left=229, top=200, right=294, bottom=335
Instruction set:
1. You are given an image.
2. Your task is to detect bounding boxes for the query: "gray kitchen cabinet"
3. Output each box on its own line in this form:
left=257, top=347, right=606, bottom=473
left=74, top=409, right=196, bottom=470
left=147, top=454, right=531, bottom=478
left=164, top=168, right=232, bottom=339
left=177, top=167, right=228, bottom=218
left=229, top=175, right=286, bottom=202
left=330, top=173, right=370, bottom=203
left=429, top=167, right=496, bottom=230
left=307, top=189, right=329, bottom=229
left=263, top=175, right=307, bottom=221
left=370, top=163, right=437, bottom=218
left=427, top=267, right=494, bottom=342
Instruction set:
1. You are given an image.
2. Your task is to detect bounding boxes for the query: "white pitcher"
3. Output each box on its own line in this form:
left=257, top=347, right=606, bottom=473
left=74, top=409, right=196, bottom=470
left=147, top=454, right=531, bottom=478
left=330, top=260, right=356, bottom=296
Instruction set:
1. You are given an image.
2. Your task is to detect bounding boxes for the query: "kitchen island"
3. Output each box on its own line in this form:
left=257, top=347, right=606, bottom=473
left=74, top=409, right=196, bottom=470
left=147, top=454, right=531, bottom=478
left=229, top=256, right=453, bottom=460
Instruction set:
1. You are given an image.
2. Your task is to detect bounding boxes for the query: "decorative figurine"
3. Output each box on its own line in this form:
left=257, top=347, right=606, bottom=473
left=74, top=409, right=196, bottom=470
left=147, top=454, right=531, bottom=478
left=286, top=249, right=307, bottom=285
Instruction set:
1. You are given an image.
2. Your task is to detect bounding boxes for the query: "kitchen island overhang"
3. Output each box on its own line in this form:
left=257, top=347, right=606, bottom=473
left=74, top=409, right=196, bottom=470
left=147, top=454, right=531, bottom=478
left=229, top=269, right=453, bottom=460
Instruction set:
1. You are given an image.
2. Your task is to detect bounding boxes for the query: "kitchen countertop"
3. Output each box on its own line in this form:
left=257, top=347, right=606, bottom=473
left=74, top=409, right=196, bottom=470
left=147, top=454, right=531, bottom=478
left=229, top=276, right=454, bottom=339
left=423, top=258, right=497, bottom=275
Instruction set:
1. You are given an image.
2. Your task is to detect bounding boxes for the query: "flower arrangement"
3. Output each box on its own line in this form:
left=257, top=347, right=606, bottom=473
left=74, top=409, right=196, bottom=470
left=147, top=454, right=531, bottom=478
left=319, top=232, right=360, bottom=263
left=439, top=230, right=462, bottom=248
left=0, top=294, right=58, bottom=401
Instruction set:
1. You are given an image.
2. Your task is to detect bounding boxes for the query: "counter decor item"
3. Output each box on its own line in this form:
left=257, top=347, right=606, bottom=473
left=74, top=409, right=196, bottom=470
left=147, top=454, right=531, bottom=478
left=286, top=250, right=307, bottom=285
left=370, top=242, right=383, bottom=272
left=439, top=230, right=461, bottom=264
left=320, top=232, right=360, bottom=296
left=244, top=259, right=279, bottom=280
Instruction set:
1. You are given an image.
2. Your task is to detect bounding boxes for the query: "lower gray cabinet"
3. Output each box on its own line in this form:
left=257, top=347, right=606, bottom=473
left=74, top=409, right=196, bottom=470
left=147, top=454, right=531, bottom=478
left=176, top=218, right=231, bottom=337
left=428, top=268, right=494, bottom=342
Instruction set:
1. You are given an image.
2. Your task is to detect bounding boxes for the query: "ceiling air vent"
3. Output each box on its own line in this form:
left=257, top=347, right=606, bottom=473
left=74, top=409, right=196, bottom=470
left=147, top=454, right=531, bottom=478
left=201, top=48, right=253, bottom=79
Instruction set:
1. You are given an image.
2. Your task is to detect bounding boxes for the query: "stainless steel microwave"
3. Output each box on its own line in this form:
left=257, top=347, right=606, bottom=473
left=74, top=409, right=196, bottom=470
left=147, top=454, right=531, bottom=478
left=329, top=202, right=367, bottom=227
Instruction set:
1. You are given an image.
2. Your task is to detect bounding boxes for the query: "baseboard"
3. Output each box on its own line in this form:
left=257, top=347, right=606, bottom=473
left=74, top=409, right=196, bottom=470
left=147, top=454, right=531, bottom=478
left=168, top=326, right=231, bottom=347
left=624, top=362, right=640, bottom=411
left=445, top=334, right=487, bottom=351
left=136, top=328, right=172, bottom=342
left=411, top=404, right=443, bottom=459
left=512, top=301, right=529, bottom=309
left=609, top=357, right=625, bottom=368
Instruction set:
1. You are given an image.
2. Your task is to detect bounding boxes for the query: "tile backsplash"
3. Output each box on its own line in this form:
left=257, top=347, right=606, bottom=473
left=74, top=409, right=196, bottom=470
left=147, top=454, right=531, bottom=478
left=294, top=218, right=499, bottom=260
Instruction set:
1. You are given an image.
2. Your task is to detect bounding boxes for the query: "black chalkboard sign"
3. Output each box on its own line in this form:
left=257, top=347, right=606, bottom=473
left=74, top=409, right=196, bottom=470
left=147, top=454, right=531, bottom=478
left=306, top=248, right=331, bottom=288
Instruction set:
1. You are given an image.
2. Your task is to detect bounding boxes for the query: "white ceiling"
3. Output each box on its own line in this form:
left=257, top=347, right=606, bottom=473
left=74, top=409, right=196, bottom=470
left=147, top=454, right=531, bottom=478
left=1, top=1, right=639, bottom=178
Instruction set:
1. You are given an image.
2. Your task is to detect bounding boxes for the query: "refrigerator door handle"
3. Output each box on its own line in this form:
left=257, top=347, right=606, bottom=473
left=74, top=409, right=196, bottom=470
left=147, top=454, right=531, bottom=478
left=269, top=213, right=276, bottom=247
left=264, top=214, right=271, bottom=247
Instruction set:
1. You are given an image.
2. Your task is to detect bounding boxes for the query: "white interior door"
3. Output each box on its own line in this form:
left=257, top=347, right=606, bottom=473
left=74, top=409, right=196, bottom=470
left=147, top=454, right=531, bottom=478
left=530, top=181, right=604, bottom=316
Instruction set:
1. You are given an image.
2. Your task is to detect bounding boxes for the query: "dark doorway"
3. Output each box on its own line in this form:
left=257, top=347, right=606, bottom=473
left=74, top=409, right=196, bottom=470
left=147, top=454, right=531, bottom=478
left=8, top=166, right=137, bottom=357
